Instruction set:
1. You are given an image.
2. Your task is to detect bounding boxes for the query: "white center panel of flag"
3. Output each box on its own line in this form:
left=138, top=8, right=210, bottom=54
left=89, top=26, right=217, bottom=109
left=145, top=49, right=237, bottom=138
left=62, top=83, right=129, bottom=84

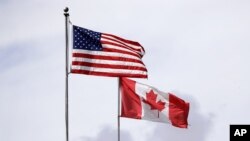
left=135, top=82, right=171, bottom=123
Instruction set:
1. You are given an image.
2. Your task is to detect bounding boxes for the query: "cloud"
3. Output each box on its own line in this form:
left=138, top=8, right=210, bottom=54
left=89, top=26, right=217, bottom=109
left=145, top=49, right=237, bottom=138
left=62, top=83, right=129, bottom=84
left=0, top=0, right=65, bottom=47
left=76, top=126, right=133, bottom=141
left=0, top=42, right=37, bottom=72
left=0, top=34, right=65, bottom=141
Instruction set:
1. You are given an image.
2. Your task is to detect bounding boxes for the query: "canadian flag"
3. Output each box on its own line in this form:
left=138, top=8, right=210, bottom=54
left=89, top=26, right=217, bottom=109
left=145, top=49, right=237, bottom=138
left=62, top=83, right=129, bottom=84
left=120, top=78, right=189, bottom=128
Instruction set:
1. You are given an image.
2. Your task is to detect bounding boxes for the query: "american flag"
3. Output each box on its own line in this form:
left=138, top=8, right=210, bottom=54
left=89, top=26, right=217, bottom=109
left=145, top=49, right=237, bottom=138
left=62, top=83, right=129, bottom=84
left=71, top=25, right=148, bottom=78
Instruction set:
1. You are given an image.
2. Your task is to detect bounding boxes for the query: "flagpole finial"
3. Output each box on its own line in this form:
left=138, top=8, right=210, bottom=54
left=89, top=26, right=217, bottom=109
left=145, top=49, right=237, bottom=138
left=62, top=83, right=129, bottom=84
left=64, top=7, right=69, bottom=16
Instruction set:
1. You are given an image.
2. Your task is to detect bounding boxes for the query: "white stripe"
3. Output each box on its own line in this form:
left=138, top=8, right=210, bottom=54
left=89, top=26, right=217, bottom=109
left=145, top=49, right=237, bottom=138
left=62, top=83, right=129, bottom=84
left=102, top=34, right=144, bottom=51
left=71, top=65, right=147, bottom=75
left=101, top=44, right=141, bottom=57
left=101, top=39, right=144, bottom=56
left=73, top=49, right=141, bottom=61
left=72, top=57, right=146, bottom=68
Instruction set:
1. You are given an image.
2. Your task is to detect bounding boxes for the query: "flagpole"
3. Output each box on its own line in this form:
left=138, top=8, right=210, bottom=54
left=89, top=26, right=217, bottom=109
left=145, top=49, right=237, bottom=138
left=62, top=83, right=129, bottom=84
left=118, top=77, right=121, bottom=141
left=64, top=7, right=70, bottom=141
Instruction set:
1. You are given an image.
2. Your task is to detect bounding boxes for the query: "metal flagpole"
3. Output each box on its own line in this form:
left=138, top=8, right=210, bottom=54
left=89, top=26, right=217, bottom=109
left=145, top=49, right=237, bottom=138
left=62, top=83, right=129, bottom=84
left=64, top=7, right=70, bottom=141
left=118, top=77, right=121, bottom=141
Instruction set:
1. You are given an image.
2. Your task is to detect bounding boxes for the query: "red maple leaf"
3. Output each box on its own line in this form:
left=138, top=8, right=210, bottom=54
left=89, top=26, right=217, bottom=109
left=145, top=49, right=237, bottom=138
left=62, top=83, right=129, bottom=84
left=142, top=90, right=166, bottom=112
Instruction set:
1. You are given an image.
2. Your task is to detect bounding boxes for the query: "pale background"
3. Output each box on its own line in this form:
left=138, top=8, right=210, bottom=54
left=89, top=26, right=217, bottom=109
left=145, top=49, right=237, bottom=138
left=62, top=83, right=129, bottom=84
left=1, top=0, right=250, bottom=141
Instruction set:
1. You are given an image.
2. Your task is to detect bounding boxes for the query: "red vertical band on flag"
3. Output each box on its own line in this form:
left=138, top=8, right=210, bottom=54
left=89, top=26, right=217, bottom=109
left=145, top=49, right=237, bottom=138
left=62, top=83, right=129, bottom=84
left=169, top=93, right=190, bottom=128
left=120, top=78, right=142, bottom=119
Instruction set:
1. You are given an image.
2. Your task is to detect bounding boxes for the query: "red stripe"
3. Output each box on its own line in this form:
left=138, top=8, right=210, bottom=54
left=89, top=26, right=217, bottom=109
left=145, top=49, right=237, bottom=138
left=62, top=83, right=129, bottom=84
left=101, top=36, right=142, bottom=53
left=169, top=93, right=189, bottom=128
left=101, top=41, right=143, bottom=57
left=71, top=69, right=147, bottom=78
left=120, top=78, right=142, bottom=119
left=72, top=61, right=147, bottom=71
left=102, top=48, right=142, bottom=58
left=72, top=53, right=143, bottom=64
left=102, top=33, right=142, bottom=47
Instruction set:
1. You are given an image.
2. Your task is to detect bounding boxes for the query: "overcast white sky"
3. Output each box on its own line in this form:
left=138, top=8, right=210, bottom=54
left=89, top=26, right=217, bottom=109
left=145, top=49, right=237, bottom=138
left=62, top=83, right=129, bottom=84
left=1, top=0, right=250, bottom=141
